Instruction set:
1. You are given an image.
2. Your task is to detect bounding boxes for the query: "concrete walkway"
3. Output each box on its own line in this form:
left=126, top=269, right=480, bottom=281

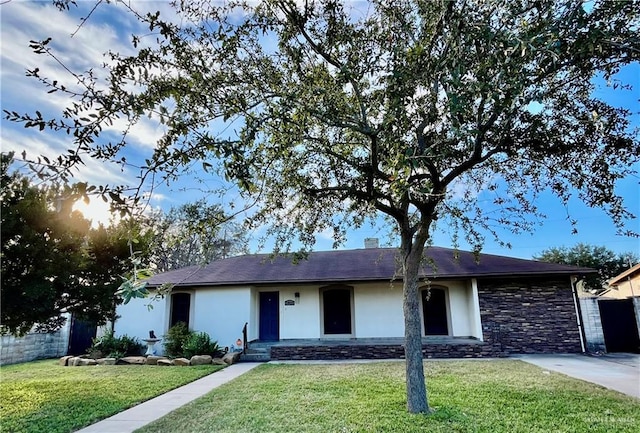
left=517, top=353, right=640, bottom=399
left=75, top=362, right=261, bottom=433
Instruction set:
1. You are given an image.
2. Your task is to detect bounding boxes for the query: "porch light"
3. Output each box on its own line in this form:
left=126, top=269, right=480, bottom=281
left=295, top=292, right=300, bottom=303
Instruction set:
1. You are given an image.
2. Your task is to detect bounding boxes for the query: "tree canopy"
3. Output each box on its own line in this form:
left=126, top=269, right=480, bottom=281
left=535, top=243, right=639, bottom=294
left=0, top=156, right=245, bottom=334
left=0, top=153, right=144, bottom=335
left=146, top=200, right=249, bottom=273
left=5, top=0, right=640, bottom=414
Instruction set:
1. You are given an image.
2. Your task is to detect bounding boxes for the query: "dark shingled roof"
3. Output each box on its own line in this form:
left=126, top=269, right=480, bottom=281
left=147, top=247, right=595, bottom=288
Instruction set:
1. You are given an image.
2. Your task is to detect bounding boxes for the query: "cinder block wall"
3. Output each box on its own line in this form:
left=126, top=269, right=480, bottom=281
left=579, top=297, right=606, bottom=352
left=0, top=318, right=70, bottom=365
left=478, top=278, right=583, bottom=354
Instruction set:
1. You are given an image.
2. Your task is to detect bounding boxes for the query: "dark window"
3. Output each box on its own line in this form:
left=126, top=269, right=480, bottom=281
left=422, top=287, right=448, bottom=335
left=170, top=292, right=191, bottom=327
left=323, top=287, right=352, bottom=335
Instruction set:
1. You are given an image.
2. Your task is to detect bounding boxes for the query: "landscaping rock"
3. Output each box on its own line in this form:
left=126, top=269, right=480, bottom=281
left=145, top=355, right=165, bottom=365
left=190, top=355, right=212, bottom=365
left=78, top=358, right=98, bottom=366
left=97, top=358, right=116, bottom=365
left=212, top=358, right=227, bottom=365
left=59, top=355, right=73, bottom=366
left=172, top=358, right=191, bottom=366
left=119, top=356, right=146, bottom=365
left=157, top=359, right=172, bottom=366
left=222, top=351, right=241, bottom=365
left=70, top=357, right=82, bottom=367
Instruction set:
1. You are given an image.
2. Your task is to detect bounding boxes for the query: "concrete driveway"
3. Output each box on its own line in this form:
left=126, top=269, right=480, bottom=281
left=517, top=353, right=640, bottom=399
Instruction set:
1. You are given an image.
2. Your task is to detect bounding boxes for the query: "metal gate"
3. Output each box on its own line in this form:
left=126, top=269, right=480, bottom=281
left=67, top=316, right=97, bottom=355
left=598, top=298, right=640, bottom=353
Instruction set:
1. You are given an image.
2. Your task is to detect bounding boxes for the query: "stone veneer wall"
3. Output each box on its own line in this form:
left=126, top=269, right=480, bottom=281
left=0, top=317, right=71, bottom=365
left=579, top=297, right=606, bottom=352
left=271, top=342, right=504, bottom=361
left=477, top=277, right=583, bottom=354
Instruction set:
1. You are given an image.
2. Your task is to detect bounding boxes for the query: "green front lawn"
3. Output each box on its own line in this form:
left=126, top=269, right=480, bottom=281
left=137, top=360, right=640, bottom=433
left=0, top=359, right=223, bottom=433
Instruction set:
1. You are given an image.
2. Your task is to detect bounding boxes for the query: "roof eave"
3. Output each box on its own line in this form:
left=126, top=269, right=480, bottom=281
left=148, top=269, right=594, bottom=288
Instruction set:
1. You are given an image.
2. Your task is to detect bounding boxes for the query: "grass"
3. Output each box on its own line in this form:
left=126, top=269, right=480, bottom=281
left=0, top=358, right=224, bottom=433
left=137, top=360, right=640, bottom=433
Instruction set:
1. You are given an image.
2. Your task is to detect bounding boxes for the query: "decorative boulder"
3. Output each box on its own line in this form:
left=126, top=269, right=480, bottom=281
left=212, top=358, right=227, bottom=365
left=59, top=356, right=73, bottom=366
left=145, top=356, right=165, bottom=365
left=71, top=357, right=82, bottom=367
left=172, top=358, right=191, bottom=366
left=78, top=358, right=98, bottom=366
left=190, top=355, right=212, bottom=366
left=119, top=356, right=146, bottom=365
left=157, top=359, right=172, bottom=366
left=97, top=358, right=117, bottom=365
left=222, top=351, right=241, bottom=365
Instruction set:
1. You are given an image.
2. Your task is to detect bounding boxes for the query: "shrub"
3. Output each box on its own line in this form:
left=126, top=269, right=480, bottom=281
left=182, top=332, right=222, bottom=358
left=163, top=322, right=192, bottom=358
left=89, top=332, right=143, bottom=358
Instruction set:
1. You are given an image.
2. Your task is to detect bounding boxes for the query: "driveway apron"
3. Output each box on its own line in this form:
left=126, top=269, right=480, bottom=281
left=517, top=353, right=639, bottom=399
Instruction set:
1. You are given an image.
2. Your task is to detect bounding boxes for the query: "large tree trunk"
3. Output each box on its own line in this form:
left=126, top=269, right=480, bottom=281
left=401, top=239, right=433, bottom=414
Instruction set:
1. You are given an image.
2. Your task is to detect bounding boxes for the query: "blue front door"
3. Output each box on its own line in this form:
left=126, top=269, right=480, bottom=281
left=259, top=291, right=279, bottom=341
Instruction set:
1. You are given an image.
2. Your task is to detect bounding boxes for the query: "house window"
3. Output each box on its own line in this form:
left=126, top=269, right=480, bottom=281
left=421, top=286, right=449, bottom=336
left=321, top=285, right=354, bottom=336
left=170, top=292, right=191, bottom=328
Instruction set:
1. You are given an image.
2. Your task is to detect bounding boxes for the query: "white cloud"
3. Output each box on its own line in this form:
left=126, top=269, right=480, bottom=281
left=316, top=226, right=335, bottom=241
left=1, top=0, right=175, bottom=155
left=1, top=126, right=131, bottom=187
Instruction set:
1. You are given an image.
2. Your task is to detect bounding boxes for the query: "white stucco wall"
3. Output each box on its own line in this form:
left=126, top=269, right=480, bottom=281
left=353, top=283, right=405, bottom=338
left=114, top=294, right=166, bottom=352
left=443, top=280, right=474, bottom=337
left=470, top=279, right=484, bottom=340
left=275, top=280, right=480, bottom=339
left=279, top=287, right=321, bottom=339
left=192, top=286, right=251, bottom=349
left=115, top=287, right=252, bottom=354
left=115, top=279, right=483, bottom=347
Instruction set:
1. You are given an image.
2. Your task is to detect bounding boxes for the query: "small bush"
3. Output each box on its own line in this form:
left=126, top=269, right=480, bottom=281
left=89, top=331, right=143, bottom=358
left=182, top=332, right=222, bottom=358
left=163, top=322, right=192, bottom=358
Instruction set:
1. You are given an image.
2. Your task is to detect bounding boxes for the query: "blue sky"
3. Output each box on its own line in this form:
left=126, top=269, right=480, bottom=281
left=1, top=1, right=638, bottom=259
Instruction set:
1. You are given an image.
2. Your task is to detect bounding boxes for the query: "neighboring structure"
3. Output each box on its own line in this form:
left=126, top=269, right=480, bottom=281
left=0, top=314, right=98, bottom=366
left=0, top=314, right=71, bottom=365
left=578, top=297, right=607, bottom=353
left=114, top=245, right=594, bottom=359
left=600, top=263, right=640, bottom=299
left=578, top=263, right=640, bottom=354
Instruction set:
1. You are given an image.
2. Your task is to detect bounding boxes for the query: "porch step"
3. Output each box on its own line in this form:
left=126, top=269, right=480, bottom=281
left=240, top=352, right=271, bottom=362
left=240, top=345, right=271, bottom=362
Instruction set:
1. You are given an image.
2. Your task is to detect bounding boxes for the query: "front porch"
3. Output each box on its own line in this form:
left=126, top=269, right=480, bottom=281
left=243, top=337, right=504, bottom=361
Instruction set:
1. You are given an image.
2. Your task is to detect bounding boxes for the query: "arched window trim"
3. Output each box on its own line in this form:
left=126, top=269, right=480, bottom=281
left=319, top=284, right=355, bottom=338
left=167, top=290, right=194, bottom=331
